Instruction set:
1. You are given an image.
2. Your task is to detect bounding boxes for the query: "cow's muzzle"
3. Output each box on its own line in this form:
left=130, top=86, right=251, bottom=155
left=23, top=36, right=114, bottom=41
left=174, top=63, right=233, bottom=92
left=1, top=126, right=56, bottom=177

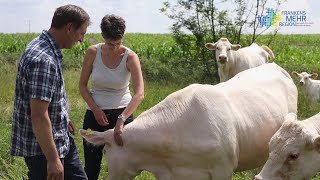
left=218, top=56, right=228, bottom=64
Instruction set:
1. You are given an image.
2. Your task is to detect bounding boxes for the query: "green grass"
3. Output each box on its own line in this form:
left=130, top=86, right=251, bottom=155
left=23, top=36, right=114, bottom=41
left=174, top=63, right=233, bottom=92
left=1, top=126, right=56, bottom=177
left=0, top=58, right=28, bottom=180
left=2, top=65, right=320, bottom=180
left=1, top=33, right=320, bottom=179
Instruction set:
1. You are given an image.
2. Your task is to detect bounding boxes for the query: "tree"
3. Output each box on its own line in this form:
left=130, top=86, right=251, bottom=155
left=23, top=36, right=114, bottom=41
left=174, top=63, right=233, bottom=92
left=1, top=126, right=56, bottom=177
left=161, top=0, right=227, bottom=82
left=161, top=0, right=283, bottom=82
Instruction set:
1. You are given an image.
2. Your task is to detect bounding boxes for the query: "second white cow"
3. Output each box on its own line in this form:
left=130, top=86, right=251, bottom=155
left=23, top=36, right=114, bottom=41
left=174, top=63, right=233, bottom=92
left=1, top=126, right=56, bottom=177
left=255, top=112, right=320, bottom=180
left=80, top=63, right=297, bottom=180
left=292, top=71, right=320, bottom=103
left=205, top=37, right=275, bottom=82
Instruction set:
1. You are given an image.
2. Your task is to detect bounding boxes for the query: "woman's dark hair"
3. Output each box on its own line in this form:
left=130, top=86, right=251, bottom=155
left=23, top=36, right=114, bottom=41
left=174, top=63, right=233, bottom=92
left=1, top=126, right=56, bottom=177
left=100, top=15, right=126, bottom=40
left=51, top=4, right=90, bottom=30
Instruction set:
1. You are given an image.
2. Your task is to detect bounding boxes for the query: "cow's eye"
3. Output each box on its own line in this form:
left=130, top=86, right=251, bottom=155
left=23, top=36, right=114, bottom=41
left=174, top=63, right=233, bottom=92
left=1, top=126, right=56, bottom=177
left=287, top=153, right=299, bottom=161
left=227, top=47, right=231, bottom=51
left=216, top=47, right=219, bottom=50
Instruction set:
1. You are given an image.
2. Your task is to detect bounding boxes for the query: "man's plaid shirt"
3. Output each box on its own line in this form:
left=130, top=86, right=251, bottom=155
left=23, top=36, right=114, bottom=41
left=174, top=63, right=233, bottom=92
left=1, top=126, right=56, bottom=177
left=10, top=30, right=70, bottom=158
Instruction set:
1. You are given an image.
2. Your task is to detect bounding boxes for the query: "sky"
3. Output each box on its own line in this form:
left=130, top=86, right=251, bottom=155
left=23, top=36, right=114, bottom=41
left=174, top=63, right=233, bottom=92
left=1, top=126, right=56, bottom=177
left=0, top=0, right=318, bottom=34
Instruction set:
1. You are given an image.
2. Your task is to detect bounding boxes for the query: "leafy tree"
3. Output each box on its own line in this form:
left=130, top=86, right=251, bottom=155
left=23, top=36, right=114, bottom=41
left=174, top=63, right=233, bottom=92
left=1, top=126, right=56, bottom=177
left=160, top=0, right=283, bottom=82
left=160, top=0, right=226, bottom=82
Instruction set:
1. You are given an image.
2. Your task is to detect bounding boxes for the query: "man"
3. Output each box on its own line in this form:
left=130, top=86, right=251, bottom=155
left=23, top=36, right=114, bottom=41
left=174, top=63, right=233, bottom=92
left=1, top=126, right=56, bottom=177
left=10, top=4, right=90, bottom=180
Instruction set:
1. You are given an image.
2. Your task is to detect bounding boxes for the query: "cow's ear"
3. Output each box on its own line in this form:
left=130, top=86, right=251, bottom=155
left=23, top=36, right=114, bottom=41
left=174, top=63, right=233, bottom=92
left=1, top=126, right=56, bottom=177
left=291, top=71, right=299, bottom=77
left=285, top=113, right=297, bottom=121
left=231, top=44, right=241, bottom=51
left=205, top=43, right=217, bottom=50
left=79, top=129, right=113, bottom=146
left=313, top=136, right=320, bottom=153
left=310, top=73, right=318, bottom=79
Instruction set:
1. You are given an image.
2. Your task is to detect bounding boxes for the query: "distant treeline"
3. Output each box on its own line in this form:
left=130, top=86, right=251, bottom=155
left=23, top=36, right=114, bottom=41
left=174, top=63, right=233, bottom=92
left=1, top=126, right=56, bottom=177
left=0, top=33, right=319, bottom=84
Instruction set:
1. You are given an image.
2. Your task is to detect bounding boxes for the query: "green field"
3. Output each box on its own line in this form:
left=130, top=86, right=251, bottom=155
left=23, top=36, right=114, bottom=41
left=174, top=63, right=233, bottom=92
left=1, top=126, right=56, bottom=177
left=0, top=33, right=319, bottom=179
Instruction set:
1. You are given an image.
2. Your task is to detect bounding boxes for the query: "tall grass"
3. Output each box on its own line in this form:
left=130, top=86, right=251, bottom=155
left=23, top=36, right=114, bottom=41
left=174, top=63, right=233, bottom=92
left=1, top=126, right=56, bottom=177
left=0, top=33, right=320, bottom=179
left=1, top=33, right=319, bottom=84
left=0, top=57, right=28, bottom=179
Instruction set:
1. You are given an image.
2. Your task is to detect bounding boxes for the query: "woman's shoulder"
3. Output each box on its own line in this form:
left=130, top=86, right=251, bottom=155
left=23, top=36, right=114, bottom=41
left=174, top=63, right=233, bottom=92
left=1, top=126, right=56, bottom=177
left=126, top=51, right=140, bottom=66
left=83, top=44, right=100, bottom=63
left=85, top=44, right=100, bottom=56
left=121, top=46, right=132, bottom=53
left=127, top=51, right=138, bottom=61
left=122, top=46, right=137, bottom=57
left=88, top=44, right=99, bottom=52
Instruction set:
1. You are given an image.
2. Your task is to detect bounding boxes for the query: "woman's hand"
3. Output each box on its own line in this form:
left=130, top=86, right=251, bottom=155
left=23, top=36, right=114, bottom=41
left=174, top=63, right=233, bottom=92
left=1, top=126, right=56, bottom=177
left=67, top=119, right=75, bottom=135
left=92, top=108, right=109, bottom=126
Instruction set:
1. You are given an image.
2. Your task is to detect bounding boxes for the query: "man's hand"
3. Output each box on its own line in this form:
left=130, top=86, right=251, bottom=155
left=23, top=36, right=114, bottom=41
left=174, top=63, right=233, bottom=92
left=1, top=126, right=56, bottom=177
left=30, top=99, right=63, bottom=180
left=114, top=121, right=124, bottom=146
left=68, top=119, right=75, bottom=135
left=47, top=158, right=64, bottom=180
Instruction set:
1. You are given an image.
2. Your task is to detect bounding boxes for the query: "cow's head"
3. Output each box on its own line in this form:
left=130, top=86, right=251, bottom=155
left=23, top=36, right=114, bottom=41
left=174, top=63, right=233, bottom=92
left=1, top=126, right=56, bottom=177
left=205, top=38, right=241, bottom=64
left=79, top=129, right=142, bottom=180
left=292, top=71, right=318, bottom=86
left=254, top=113, right=320, bottom=180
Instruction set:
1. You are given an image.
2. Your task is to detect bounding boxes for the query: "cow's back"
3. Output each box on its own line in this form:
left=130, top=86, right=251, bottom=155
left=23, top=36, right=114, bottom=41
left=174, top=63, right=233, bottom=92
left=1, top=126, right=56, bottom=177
left=231, top=44, right=269, bottom=76
left=121, top=63, right=297, bottom=174
left=221, top=63, right=297, bottom=170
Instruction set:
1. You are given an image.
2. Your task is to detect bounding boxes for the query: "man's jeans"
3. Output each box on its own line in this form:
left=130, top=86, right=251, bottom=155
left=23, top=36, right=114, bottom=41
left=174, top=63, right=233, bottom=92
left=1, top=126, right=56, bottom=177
left=24, top=135, right=87, bottom=180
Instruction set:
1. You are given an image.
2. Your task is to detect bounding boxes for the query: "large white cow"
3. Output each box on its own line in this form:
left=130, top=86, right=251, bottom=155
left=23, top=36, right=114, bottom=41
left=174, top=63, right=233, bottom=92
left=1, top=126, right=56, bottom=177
left=80, top=63, right=297, bottom=180
left=255, top=112, right=320, bottom=180
left=205, top=38, right=275, bottom=82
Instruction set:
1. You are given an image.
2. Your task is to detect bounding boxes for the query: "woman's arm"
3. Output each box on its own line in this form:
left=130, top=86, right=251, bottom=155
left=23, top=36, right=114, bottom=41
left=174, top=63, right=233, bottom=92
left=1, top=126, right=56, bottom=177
left=79, top=45, right=108, bottom=126
left=114, top=51, right=144, bottom=146
left=121, top=51, right=144, bottom=120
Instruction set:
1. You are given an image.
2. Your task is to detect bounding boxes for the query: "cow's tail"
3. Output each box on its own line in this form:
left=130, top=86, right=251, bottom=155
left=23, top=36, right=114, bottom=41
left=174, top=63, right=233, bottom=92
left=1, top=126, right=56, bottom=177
left=261, top=45, right=275, bottom=62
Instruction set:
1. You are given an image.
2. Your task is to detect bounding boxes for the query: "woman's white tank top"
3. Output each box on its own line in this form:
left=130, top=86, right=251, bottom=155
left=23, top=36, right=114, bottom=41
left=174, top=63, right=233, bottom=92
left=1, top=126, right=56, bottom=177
left=88, top=43, right=132, bottom=110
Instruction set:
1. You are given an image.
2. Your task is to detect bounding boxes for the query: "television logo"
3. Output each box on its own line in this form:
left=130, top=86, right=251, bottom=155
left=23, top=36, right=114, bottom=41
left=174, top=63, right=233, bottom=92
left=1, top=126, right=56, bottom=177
left=257, top=8, right=313, bottom=27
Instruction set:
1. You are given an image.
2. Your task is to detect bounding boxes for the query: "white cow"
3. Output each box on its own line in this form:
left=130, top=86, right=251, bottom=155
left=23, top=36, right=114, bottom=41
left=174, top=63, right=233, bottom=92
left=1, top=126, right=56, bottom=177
left=292, top=71, right=320, bottom=103
left=80, top=63, right=297, bottom=180
left=205, top=38, right=275, bottom=82
left=255, top=112, right=320, bottom=180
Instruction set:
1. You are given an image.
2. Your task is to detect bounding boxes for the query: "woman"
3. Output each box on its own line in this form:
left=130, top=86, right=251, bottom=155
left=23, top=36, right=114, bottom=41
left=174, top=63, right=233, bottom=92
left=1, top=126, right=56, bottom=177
left=79, top=14, right=144, bottom=180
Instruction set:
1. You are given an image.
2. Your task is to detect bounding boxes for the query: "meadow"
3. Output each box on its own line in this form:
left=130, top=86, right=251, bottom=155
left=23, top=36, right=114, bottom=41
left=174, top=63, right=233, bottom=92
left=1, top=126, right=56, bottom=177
left=0, top=33, right=320, bottom=179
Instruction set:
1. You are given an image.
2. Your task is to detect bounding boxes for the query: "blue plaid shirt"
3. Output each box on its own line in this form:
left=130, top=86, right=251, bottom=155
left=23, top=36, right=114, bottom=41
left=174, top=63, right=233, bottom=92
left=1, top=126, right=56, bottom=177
left=10, top=30, right=70, bottom=158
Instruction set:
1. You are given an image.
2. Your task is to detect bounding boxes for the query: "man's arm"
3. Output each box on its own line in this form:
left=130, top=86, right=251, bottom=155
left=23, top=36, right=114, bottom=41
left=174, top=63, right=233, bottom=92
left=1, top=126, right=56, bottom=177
left=30, top=99, right=64, bottom=179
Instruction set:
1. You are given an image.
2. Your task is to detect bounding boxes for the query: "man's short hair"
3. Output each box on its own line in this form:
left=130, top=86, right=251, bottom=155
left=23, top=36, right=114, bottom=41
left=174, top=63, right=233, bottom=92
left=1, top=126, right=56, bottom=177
left=51, top=4, right=90, bottom=30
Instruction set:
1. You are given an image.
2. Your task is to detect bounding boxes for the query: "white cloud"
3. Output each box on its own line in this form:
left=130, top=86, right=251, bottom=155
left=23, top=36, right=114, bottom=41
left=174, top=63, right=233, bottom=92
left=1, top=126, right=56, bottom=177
left=0, top=0, right=318, bottom=34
